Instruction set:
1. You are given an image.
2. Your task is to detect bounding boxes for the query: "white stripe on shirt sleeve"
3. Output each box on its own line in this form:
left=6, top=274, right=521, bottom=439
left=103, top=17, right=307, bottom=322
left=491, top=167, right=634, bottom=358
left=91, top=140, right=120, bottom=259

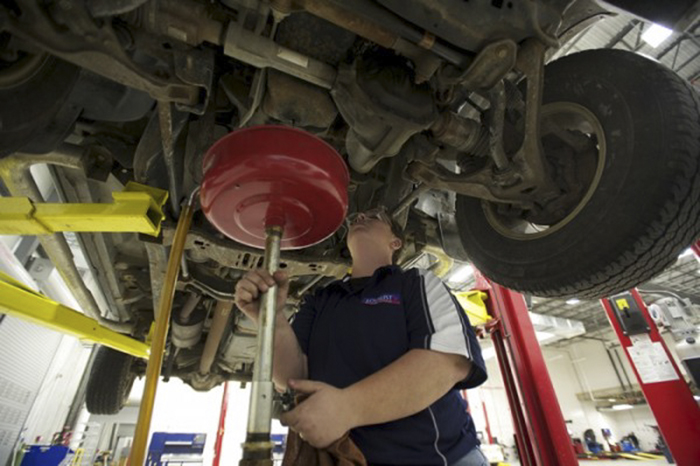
left=419, top=269, right=471, bottom=359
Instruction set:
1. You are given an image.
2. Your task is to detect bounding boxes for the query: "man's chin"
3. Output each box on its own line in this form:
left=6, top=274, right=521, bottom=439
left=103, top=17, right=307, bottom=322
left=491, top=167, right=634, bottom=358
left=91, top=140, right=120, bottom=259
left=347, top=226, right=368, bottom=238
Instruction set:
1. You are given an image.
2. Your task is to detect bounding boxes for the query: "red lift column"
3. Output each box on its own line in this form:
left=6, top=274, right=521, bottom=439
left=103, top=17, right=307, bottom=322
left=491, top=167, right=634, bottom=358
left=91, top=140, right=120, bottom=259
left=213, top=382, right=229, bottom=466
left=476, top=274, right=578, bottom=466
left=601, top=289, right=700, bottom=465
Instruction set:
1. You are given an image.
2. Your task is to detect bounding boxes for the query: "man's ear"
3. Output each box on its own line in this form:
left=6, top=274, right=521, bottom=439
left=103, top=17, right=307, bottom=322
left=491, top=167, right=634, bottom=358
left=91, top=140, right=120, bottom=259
left=390, top=238, right=403, bottom=251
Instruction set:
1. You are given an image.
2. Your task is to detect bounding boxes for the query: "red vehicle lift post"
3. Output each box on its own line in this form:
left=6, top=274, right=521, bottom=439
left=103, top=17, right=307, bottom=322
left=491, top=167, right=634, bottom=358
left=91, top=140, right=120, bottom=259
left=476, top=273, right=578, bottom=466
left=601, top=286, right=700, bottom=466
left=213, top=382, right=230, bottom=466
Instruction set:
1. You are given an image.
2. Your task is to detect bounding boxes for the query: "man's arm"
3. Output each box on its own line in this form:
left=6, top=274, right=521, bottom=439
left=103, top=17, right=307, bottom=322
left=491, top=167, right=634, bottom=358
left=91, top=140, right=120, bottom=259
left=234, top=269, right=308, bottom=390
left=281, top=348, right=471, bottom=448
left=344, top=348, right=471, bottom=426
left=272, top=313, right=307, bottom=389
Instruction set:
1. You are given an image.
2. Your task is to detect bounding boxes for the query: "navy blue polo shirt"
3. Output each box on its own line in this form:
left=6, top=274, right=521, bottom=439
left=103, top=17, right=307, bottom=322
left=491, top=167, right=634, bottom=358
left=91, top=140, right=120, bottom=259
left=291, top=266, right=487, bottom=465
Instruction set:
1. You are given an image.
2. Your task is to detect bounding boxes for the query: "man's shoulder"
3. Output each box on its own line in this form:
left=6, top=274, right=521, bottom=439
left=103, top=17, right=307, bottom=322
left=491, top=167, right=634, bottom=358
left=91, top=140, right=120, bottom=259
left=398, top=267, right=436, bottom=281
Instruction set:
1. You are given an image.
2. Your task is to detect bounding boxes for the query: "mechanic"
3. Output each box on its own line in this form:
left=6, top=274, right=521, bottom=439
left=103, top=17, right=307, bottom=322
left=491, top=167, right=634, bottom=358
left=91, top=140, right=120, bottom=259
left=235, top=207, right=488, bottom=466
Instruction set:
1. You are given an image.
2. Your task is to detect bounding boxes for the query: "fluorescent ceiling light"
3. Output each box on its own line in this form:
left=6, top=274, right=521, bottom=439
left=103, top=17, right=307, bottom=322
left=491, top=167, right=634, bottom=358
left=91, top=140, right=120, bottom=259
left=612, top=404, right=634, bottom=411
left=694, top=395, right=700, bottom=401
left=642, top=23, right=673, bottom=48
left=448, top=264, right=474, bottom=284
left=566, top=298, right=580, bottom=305
left=608, top=398, right=617, bottom=402
left=535, top=331, right=556, bottom=343
left=679, top=248, right=695, bottom=259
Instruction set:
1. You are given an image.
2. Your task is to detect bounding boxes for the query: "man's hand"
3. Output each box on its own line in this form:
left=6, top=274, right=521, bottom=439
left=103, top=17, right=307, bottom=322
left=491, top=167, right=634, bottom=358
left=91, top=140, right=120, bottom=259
left=280, top=379, right=357, bottom=449
left=235, top=269, right=289, bottom=324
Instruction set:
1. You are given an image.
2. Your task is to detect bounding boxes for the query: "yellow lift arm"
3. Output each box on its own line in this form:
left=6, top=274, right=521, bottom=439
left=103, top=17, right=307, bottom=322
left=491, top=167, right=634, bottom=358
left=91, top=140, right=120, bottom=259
left=0, top=181, right=168, bottom=237
left=455, top=290, right=491, bottom=326
left=0, top=271, right=149, bottom=359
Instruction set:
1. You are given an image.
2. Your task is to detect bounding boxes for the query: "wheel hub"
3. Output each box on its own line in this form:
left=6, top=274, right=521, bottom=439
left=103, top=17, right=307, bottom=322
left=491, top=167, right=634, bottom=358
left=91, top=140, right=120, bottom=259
left=485, top=102, right=606, bottom=240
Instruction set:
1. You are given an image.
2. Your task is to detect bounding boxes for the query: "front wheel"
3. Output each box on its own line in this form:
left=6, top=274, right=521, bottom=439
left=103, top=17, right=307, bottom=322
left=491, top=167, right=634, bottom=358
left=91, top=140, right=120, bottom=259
left=0, top=33, right=81, bottom=157
left=85, top=346, right=138, bottom=414
left=455, top=49, right=700, bottom=298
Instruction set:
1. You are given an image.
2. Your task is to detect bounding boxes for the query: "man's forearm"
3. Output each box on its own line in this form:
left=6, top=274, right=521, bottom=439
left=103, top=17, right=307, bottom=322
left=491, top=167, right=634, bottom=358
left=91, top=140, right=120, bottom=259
left=272, top=315, right=307, bottom=389
left=343, top=349, right=472, bottom=429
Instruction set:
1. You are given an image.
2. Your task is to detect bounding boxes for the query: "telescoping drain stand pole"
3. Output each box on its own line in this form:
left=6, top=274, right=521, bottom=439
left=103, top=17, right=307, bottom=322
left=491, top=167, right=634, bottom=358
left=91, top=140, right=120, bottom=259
left=242, top=223, right=284, bottom=464
left=199, top=125, right=349, bottom=465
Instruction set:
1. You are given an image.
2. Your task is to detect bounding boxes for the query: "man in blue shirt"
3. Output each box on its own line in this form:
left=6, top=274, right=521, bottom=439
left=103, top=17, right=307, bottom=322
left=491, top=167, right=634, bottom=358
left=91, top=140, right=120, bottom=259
left=235, top=207, right=488, bottom=465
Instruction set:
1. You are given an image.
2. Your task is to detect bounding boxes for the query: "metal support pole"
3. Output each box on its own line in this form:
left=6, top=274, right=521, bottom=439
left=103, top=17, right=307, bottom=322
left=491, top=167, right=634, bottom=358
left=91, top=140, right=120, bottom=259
left=129, top=193, right=196, bottom=466
left=477, top=273, right=578, bottom=466
left=489, top=321, right=537, bottom=465
left=601, top=289, right=700, bottom=466
left=213, top=382, right=229, bottom=466
left=481, top=401, right=494, bottom=445
left=240, top=225, right=283, bottom=466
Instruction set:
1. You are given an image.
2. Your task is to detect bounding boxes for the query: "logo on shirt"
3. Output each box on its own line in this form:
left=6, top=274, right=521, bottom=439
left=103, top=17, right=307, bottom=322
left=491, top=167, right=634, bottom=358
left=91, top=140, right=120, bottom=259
left=361, top=294, right=401, bottom=306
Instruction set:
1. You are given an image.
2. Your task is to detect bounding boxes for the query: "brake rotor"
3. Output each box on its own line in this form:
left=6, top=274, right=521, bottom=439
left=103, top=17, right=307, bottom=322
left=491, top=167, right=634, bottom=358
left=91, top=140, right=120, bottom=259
left=200, top=125, right=349, bottom=250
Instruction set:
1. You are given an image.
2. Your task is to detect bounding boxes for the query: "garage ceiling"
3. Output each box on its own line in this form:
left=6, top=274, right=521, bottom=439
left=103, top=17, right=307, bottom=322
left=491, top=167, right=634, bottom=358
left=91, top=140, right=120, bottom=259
left=531, top=253, right=700, bottom=342
left=550, top=10, right=700, bottom=89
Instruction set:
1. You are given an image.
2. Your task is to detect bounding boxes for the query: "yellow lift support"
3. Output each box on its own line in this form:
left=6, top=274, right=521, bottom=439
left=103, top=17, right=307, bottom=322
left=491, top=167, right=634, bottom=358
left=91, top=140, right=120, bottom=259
left=0, top=271, right=149, bottom=359
left=0, top=181, right=169, bottom=356
left=0, top=177, right=195, bottom=466
left=455, top=290, right=491, bottom=326
left=0, top=181, right=168, bottom=237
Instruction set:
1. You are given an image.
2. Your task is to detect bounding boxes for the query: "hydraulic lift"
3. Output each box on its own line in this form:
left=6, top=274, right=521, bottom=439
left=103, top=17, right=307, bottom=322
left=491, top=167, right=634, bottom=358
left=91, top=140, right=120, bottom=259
left=600, top=244, right=700, bottom=466
left=470, top=243, right=700, bottom=466
left=474, top=273, right=579, bottom=466
left=0, top=181, right=168, bottom=356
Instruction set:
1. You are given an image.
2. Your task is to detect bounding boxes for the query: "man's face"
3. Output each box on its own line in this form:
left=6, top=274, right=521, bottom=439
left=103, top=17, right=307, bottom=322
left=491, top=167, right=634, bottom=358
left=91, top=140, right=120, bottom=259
left=346, top=208, right=401, bottom=258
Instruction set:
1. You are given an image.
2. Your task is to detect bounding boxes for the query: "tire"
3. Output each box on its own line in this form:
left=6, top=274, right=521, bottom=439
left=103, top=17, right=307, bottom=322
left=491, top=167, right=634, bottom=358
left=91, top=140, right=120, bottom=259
left=0, top=39, right=81, bottom=157
left=85, top=346, right=138, bottom=415
left=455, top=49, right=700, bottom=299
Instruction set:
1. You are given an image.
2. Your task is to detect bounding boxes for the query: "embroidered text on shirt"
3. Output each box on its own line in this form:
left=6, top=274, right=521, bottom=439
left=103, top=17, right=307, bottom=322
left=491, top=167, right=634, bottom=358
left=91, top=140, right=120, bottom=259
left=361, top=294, right=401, bottom=305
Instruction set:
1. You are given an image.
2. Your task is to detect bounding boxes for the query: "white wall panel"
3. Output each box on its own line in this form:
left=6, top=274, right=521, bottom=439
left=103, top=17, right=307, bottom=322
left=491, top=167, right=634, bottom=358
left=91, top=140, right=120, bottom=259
left=0, top=317, right=63, bottom=465
left=22, top=337, right=92, bottom=445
